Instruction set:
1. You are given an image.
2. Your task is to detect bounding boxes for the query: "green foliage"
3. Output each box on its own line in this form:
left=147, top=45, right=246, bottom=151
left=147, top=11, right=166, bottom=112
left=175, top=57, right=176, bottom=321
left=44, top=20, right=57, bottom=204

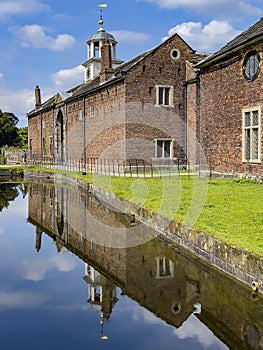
left=0, top=183, right=19, bottom=212
left=16, top=127, right=28, bottom=149
left=0, top=110, right=19, bottom=147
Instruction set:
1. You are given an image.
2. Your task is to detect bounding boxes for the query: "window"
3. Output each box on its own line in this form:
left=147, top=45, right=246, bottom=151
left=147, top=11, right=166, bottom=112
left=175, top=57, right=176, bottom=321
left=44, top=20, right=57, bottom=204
left=86, top=67, right=91, bottom=81
left=156, top=140, right=173, bottom=158
left=90, top=105, right=95, bottom=118
left=242, top=107, right=261, bottom=162
left=156, top=257, right=174, bottom=278
left=243, top=51, right=260, bottom=82
left=78, top=109, right=83, bottom=121
left=68, top=112, right=71, bottom=123
left=156, top=85, right=173, bottom=106
left=50, top=136, right=53, bottom=156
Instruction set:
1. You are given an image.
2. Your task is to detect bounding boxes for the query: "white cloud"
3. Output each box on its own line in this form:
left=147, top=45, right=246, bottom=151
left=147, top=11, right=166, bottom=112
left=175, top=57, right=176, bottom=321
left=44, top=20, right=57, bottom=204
left=165, top=20, right=241, bottom=52
left=111, top=30, right=150, bottom=43
left=51, top=65, right=84, bottom=88
left=12, top=24, right=76, bottom=51
left=0, top=228, right=4, bottom=235
left=0, top=87, right=35, bottom=126
left=0, top=0, right=49, bottom=20
left=0, top=73, right=3, bottom=81
left=175, top=314, right=227, bottom=349
left=138, top=0, right=263, bottom=17
left=19, top=254, right=77, bottom=281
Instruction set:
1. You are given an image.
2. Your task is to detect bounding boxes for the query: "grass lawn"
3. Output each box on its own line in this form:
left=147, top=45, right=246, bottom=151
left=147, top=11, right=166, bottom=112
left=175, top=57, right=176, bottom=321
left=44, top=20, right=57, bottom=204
left=84, top=173, right=263, bottom=256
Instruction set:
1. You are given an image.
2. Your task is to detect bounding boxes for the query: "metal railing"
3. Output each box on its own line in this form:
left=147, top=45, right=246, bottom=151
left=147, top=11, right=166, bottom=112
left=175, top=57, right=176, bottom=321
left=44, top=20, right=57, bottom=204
left=30, top=155, right=209, bottom=178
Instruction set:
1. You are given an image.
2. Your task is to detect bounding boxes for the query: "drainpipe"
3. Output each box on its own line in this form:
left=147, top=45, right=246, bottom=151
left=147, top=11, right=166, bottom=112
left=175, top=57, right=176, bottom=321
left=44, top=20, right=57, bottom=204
left=40, top=112, right=43, bottom=161
left=83, top=96, right=86, bottom=168
left=183, top=82, right=187, bottom=162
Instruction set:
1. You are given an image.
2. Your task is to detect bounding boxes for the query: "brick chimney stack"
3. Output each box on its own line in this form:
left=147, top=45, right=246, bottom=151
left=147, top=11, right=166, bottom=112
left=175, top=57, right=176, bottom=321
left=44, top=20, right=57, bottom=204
left=35, top=85, right=42, bottom=110
left=100, top=40, right=114, bottom=83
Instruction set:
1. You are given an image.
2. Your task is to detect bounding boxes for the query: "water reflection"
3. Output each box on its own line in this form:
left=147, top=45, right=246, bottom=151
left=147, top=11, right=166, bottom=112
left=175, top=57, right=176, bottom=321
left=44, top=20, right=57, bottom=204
left=0, top=182, right=263, bottom=349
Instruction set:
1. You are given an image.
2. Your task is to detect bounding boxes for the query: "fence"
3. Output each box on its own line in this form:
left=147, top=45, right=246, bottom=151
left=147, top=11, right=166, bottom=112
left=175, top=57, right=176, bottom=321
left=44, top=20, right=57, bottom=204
left=30, top=155, right=210, bottom=178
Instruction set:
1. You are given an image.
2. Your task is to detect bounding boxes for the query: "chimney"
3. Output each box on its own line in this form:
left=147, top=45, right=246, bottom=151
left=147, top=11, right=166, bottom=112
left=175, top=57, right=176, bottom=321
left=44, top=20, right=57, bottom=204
left=100, top=40, right=114, bottom=83
left=35, top=85, right=42, bottom=110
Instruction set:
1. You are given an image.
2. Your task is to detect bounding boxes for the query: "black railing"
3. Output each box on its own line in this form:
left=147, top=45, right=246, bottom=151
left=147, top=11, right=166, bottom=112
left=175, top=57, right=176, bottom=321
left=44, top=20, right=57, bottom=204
left=30, top=155, right=209, bottom=178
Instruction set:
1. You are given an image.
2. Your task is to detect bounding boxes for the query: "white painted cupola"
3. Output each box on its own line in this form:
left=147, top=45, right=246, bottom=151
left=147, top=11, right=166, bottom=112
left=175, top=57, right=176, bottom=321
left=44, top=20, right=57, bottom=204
left=82, top=4, right=123, bottom=82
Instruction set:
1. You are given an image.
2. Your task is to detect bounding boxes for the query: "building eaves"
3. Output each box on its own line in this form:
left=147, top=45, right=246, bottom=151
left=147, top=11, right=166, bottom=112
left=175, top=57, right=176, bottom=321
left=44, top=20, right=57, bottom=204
left=196, top=17, right=263, bottom=68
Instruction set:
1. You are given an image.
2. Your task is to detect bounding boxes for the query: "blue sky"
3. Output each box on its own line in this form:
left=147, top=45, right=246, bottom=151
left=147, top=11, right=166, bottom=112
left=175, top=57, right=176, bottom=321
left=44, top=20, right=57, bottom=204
left=0, top=0, right=263, bottom=127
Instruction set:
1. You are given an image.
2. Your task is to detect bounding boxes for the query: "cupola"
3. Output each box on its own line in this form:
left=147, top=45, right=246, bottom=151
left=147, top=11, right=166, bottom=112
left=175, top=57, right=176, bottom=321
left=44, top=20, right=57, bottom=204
left=82, top=4, right=123, bottom=82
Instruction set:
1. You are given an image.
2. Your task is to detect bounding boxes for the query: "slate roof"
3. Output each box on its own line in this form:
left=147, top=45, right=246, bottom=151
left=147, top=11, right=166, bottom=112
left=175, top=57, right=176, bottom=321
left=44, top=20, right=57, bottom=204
left=27, top=32, right=205, bottom=116
left=196, top=17, right=263, bottom=67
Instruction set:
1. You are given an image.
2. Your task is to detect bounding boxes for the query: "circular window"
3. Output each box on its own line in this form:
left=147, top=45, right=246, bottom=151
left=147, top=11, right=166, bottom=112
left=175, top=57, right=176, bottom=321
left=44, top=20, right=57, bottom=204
left=243, top=50, right=260, bottom=82
left=171, top=48, right=181, bottom=61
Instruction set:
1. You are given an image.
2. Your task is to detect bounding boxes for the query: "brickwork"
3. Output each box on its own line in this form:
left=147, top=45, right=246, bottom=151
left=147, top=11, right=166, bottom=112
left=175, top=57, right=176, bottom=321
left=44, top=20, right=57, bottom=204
left=199, top=43, right=263, bottom=177
left=27, top=33, right=199, bottom=164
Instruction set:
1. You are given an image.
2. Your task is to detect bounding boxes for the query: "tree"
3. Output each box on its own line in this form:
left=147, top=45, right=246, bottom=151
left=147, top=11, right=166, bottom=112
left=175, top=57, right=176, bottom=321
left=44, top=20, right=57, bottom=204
left=0, top=110, right=19, bottom=148
left=16, top=127, right=28, bottom=149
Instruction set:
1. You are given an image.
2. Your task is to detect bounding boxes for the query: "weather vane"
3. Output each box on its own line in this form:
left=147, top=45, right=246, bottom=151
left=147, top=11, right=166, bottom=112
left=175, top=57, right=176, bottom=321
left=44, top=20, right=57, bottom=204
left=98, top=3, right=107, bottom=21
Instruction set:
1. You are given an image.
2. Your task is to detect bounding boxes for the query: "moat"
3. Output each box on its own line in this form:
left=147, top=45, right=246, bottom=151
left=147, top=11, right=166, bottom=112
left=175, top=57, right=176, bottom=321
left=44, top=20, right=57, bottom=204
left=0, top=181, right=263, bottom=350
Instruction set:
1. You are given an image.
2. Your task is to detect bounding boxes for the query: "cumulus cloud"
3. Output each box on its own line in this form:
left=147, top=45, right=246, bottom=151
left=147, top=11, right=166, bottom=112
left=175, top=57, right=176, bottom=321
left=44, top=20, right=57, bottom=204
left=164, top=20, right=241, bottom=52
left=51, top=65, right=84, bottom=88
left=12, top=24, right=76, bottom=51
left=0, top=0, right=49, bottom=20
left=175, top=314, right=226, bottom=348
left=19, top=254, right=77, bottom=282
left=111, top=30, right=150, bottom=43
left=0, top=87, right=35, bottom=126
left=137, top=0, right=263, bottom=18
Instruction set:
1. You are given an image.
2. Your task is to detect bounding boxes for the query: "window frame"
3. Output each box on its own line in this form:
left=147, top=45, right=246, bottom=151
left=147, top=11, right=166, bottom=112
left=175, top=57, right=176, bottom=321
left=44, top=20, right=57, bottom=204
left=242, top=106, right=261, bottom=163
left=155, top=85, right=174, bottom=107
left=155, top=139, right=174, bottom=159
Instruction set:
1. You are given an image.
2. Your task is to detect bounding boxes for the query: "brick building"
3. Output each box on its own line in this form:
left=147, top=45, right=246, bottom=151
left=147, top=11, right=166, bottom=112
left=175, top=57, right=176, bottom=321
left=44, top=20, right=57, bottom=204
left=27, top=16, right=205, bottom=168
left=196, top=18, right=263, bottom=178
left=27, top=16, right=263, bottom=179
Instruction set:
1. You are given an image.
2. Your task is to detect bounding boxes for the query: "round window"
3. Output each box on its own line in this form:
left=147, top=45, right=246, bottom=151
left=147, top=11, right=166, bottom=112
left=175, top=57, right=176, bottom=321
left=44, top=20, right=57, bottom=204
left=171, top=48, right=181, bottom=61
left=243, top=50, right=260, bottom=82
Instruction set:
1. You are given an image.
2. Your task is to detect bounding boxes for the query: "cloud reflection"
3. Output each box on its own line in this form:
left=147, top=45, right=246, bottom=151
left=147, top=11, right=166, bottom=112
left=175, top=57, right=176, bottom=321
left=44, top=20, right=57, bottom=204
left=175, top=314, right=227, bottom=349
left=0, top=290, right=49, bottom=310
left=19, top=254, right=77, bottom=281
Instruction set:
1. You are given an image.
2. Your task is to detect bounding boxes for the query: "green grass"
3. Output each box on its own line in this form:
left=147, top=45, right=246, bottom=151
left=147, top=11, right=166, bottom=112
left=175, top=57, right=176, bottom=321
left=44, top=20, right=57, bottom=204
left=89, top=174, right=263, bottom=255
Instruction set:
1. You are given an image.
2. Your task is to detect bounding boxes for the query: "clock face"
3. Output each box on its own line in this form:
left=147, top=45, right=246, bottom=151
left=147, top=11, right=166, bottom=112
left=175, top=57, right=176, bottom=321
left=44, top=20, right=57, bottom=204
left=243, top=50, right=260, bottom=82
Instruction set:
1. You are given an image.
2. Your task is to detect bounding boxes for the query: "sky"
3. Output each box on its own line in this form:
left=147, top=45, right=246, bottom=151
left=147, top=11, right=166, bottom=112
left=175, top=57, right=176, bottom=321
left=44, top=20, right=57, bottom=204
left=0, top=0, right=263, bottom=127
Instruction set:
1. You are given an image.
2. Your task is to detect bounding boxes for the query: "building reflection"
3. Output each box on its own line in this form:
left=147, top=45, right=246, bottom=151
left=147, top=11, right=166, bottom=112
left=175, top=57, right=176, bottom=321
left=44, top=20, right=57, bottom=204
left=27, top=182, right=263, bottom=349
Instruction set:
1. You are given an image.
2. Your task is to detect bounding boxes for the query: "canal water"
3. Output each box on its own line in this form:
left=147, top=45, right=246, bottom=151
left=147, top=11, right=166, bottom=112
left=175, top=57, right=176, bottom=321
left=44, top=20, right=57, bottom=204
left=0, top=182, right=263, bottom=350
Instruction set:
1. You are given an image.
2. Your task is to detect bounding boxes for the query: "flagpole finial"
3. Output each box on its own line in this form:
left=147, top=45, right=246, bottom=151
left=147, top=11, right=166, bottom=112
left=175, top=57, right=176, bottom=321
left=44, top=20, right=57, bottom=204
left=98, top=4, right=107, bottom=31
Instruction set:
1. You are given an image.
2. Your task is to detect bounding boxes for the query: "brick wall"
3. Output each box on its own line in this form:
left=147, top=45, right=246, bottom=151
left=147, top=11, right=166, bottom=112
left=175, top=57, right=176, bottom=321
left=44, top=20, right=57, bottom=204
left=199, top=43, right=263, bottom=177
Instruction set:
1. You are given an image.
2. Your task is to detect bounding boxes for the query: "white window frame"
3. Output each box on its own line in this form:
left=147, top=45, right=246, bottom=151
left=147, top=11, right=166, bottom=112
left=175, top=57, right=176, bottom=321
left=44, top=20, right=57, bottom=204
left=155, top=85, right=174, bottom=107
left=242, top=106, right=261, bottom=163
left=156, top=257, right=174, bottom=279
left=155, top=139, right=173, bottom=158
